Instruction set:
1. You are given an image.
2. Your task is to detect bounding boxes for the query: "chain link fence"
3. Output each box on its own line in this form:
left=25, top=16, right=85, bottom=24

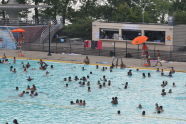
left=20, top=40, right=186, bottom=62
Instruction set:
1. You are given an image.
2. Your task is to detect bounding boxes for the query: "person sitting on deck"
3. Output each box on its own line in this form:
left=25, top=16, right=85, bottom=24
left=84, top=56, right=90, bottom=65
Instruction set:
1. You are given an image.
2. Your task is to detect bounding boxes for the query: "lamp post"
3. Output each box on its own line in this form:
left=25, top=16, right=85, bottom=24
left=48, top=21, right=52, bottom=56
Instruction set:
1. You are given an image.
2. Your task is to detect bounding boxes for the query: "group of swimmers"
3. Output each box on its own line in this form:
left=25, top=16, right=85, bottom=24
left=156, top=67, right=175, bottom=77
left=70, top=99, right=86, bottom=106
left=17, top=84, right=38, bottom=97
left=5, top=119, right=19, bottom=124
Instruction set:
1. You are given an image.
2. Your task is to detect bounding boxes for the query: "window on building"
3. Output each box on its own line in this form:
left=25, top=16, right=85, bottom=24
left=144, top=30, right=165, bottom=43
left=99, top=28, right=119, bottom=40
left=122, top=29, right=141, bottom=40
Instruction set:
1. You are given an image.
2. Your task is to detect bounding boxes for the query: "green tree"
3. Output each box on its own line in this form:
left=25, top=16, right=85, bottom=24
left=43, top=0, right=77, bottom=25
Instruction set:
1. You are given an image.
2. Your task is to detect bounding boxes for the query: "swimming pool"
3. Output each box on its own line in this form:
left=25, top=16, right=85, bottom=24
left=0, top=59, right=186, bottom=124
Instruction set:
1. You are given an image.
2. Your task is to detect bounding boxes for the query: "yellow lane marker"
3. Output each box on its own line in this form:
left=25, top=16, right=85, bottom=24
left=0, top=99, right=95, bottom=111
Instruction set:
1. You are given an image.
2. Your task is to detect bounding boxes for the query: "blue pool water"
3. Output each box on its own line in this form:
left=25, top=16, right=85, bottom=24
left=0, top=59, right=186, bottom=124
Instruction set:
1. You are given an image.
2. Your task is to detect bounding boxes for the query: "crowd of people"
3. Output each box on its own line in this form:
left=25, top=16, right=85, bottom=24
left=0, top=53, right=181, bottom=124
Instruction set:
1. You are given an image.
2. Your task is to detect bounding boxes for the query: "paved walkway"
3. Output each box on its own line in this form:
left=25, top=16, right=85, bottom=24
left=1, top=50, right=186, bottom=72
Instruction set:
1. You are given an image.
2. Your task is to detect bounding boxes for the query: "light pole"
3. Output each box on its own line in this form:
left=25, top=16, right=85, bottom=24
left=48, top=21, right=52, bottom=56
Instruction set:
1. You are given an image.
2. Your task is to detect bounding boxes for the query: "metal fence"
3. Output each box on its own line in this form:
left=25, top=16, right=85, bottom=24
left=21, top=41, right=186, bottom=62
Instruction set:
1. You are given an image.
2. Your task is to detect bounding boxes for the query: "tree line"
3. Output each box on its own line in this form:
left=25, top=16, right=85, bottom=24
left=1, top=0, right=186, bottom=39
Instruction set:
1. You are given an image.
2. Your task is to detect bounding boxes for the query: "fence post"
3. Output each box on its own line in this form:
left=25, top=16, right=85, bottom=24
left=114, top=41, right=116, bottom=56
left=169, top=45, right=172, bottom=61
left=153, top=44, right=156, bottom=58
left=126, top=41, right=128, bottom=58
left=69, top=40, right=72, bottom=53
left=55, top=42, right=57, bottom=53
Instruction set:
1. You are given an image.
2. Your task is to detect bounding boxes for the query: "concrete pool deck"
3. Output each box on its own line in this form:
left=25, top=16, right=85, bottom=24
left=0, top=49, right=186, bottom=72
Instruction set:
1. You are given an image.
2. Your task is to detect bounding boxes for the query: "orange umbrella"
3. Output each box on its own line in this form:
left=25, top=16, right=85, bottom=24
left=11, top=28, right=25, bottom=32
left=132, top=36, right=148, bottom=45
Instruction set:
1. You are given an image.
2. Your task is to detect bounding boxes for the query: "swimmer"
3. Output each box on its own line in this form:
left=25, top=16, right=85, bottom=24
left=142, top=111, right=145, bottom=116
left=76, top=99, right=79, bottom=104
left=50, top=65, right=54, bottom=69
left=70, top=101, right=75, bottom=105
left=79, top=100, right=83, bottom=105
left=30, top=90, right=35, bottom=97
left=99, top=85, right=102, bottom=89
left=90, top=72, right=93, bottom=74
left=30, top=84, right=36, bottom=91
left=142, top=73, right=146, bottom=78
left=26, top=85, right=30, bottom=90
left=137, top=104, right=142, bottom=109
left=26, top=62, right=30, bottom=68
left=82, top=67, right=85, bottom=71
left=13, top=119, right=19, bottom=124
left=168, top=71, right=172, bottom=77
left=128, top=70, right=132, bottom=76
left=34, top=92, right=38, bottom=96
left=103, top=82, right=106, bottom=87
left=24, top=68, right=27, bottom=72
left=173, top=82, right=176, bottom=87
left=117, top=110, right=121, bottom=115
left=46, top=71, right=49, bottom=75
left=10, top=66, right=13, bottom=71
left=83, top=100, right=86, bottom=106
left=68, top=77, right=72, bottom=82
left=156, top=68, right=160, bottom=72
left=96, top=65, right=99, bottom=69
left=16, top=87, right=19, bottom=91
left=136, top=68, right=139, bottom=71
left=88, top=87, right=91, bottom=92
left=75, top=76, right=79, bottom=81
left=87, top=81, right=90, bottom=86
left=108, top=80, right=111, bottom=86
left=168, top=89, right=172, bottom=93
left=148, top=72, right=151, bottom=77
left=18, top=91, right=25, bottom=97
left=64, top=78, right=67, bottom=81
left=161, top=89, right=166, bottom=96
left=65, top=84, right=68, bottom=87
left=27, top=76, right=33, bottom=81
left=12, top=68, right=16, bottom=73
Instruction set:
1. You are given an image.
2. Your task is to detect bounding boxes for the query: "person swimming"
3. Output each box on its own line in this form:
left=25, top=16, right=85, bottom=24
left=108, top=80, right=111, bottom=86
left=173, top=82, right=176, bottom=87
left=148, top=72, right=151, bottom=77
left=27, top=76, right=33, bottom=81
left=137, top=104, right=142, bottom=109
left=128, top=70, right=132, bottom=76
left=168, top=89, right=172, bottom=93
left=12, top=68, right=16, bottom=73
left=161, top=89, right=166, bottom=96
left=16, top=87, right=19, bottom=91
left=10, top=66, right=13, bottom=71
left=19, top=91, right=25, bottom=97
left=142, top=73, right=146, bottom=78
left=142, top=111, right=146, bottom=116
left=117, top=110, right=121, bottom=115
left=96, top=65, right=99, bottom=69
left=88, top=87, right=91, bottom=92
